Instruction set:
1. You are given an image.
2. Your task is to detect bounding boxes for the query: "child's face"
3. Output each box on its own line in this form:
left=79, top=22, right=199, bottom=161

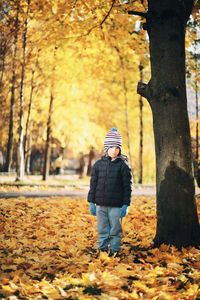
left=107, top=146, right=120, bottom=159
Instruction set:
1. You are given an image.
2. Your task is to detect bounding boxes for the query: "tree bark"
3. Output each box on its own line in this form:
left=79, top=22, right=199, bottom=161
left=0, top=45, right=6, bottom=94
left=195, top=56, right=199, bottom=161
left=42, top=46, right=57, bottom=181
left=16, top=0, right=30, bottom=181
left=137, top=0, right=200, bottom=247
left=24, top=68, right=35, bottom=170
left=138, top=63, right=144, bottom=184
left=43, top=92, right=54, bottom=181
left=5, top=0, right=20, bottom=172
left=25, top=135, right=31, bottom=174
left=114, top=47, right=134, bottom=174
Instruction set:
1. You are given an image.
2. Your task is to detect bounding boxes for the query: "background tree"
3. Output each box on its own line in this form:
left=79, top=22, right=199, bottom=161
left=16, top=0, right=31, bottom=181
left=0, top=0, right=198, bottom=194
left=4, top=0, right=20, bottom=172
left=186, top=14, right=200, bottom=185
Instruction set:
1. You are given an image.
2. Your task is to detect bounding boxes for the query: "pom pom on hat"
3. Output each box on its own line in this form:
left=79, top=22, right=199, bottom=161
left=110, top=127, right=118, bottom=132
left=104, top=128, right=122, bottom=154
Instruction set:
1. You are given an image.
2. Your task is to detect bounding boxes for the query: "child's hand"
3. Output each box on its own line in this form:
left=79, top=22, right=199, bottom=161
left=90, top=203, right=96, bottom=216
left=120, top=204, right=128, bottom=218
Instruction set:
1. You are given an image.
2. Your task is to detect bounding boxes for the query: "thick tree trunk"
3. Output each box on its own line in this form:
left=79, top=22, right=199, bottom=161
left=43, top=92, right=54, bottom=181
left=137, top=1, right=200, bottom=247
left=138, top=63, right=144, bottom=184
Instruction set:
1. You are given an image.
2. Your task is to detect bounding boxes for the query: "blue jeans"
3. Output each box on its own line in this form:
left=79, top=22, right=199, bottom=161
left=96, top=206, right=122, bottom=252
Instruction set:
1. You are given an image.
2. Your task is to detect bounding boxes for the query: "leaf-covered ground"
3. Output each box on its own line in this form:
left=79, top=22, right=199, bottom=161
left=0, top=196, right=199, bottom=300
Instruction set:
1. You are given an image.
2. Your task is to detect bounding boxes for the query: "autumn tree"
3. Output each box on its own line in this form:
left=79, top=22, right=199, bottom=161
left=138, top=62, right=144, bottom=184
left=16, top=0, right=31, bottom=181
left=4, top=0, right=20, bottom=172
left=186, top=14, right=200, bottom=186
left=128, top=0, right=200, bottom=247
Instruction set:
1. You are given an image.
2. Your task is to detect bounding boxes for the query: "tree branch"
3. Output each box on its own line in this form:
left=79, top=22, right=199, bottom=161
left=137, top=81, right=151, bottom=102
left=128, top=10, right=147, bottom=18
left=100, top=0, right=116, bottom=26
left=85, top=0, right=116, bottom=35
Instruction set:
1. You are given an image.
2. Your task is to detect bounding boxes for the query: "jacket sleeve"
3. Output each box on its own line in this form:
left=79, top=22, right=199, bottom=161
left=87, top=162, right=98, bottom=203
left=121, top=161, right=132, bottom=206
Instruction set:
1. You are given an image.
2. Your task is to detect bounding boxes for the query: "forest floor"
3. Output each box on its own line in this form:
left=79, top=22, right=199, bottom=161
left=0, top=193, right=200, bottom=299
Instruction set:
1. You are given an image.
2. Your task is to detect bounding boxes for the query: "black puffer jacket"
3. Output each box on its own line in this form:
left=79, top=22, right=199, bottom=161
left=88, top=155, right=132, bottom=207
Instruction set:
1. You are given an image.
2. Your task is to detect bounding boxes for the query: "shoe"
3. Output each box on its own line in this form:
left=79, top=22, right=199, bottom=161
left=109, top=250, right=120, bottom=257
left=100, top=248, right=108, bottom=253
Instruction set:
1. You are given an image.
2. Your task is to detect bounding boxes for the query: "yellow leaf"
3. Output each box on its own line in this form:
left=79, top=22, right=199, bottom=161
left=185, top=283, right=199, bottom=296
left=133, top=281, right=149, bottom=293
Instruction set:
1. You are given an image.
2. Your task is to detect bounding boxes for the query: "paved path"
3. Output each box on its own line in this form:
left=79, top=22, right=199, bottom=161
left=0, top=186, right=199, bottom=198
left=0, top=187, right=156, bottom=198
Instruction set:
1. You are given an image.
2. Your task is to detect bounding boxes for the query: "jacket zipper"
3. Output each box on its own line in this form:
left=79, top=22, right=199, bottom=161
left=103, top=158, right=110, bottom=205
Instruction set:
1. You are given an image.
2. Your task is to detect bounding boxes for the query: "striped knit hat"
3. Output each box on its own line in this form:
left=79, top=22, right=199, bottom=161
left=104, top=128, right=122, bottom=154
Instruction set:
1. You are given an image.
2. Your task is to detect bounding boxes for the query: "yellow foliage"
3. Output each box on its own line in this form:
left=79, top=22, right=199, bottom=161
left=0, top=0, right=198, bottom=181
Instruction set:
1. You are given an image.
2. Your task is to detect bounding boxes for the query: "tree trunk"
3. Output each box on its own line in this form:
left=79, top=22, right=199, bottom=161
left=195, top=56, right=199, bottom=162
left=43, top=92, right=54, bottom=181
left=16, top=0, right=30, bottom=181
left=87, top=147, right=95, bottom=176
left=114, top=47, right=134, bottom=174
left=0, top=47, right=6, bottom=94
left=42, top=47, right=57, bottom=181
left=124, top=81, right=132, bottom=170
left=5, top=0, right=20, bottom=172
left=24, top=68, right=35, bottom=166
left=138, top=63, right=144, bottom=184
left=25, top=135, right=31, bottom=174
left=137, top=1, right=200, bottom=247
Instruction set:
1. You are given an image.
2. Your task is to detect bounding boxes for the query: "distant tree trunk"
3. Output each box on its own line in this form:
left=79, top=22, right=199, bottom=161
left=193, top=54, right=200, bottom=187
left=124, top=79, right=132, bottom=169
left=0, top=43, right=6, bottom=131
left=0, top=7, right=7, bottom=93
left=43, top=46, right=57, bottom=181
left=0, top=45, right=6, bottom=93
left=43, top=92, right=54, bottom=180
left=87, top=147, right=95, bottom=176
left=24, top=68, right=35, bottom=172
left=138, top=63, right=144, bottom=184
left=16, top=0, right=30, bottom=181
left=135, top=0, right=200, bottom=247
left=25, top=135, right=31, bottom=174
left=5, top=0, right=20, bottom=172
left=114, top=46, right=133, bottom=173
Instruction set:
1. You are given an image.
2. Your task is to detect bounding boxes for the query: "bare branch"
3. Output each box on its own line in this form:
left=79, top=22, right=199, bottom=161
left=137, top=81, right=151, bottom=102
left=85, top=0, right=116, bottom=35
left=100, top=0, right=116, bottom=26
left=128, top=10, right=147, bottom=18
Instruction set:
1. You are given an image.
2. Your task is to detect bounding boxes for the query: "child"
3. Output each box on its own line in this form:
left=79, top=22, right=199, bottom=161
left=88, top=128, right=132, bottom=256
